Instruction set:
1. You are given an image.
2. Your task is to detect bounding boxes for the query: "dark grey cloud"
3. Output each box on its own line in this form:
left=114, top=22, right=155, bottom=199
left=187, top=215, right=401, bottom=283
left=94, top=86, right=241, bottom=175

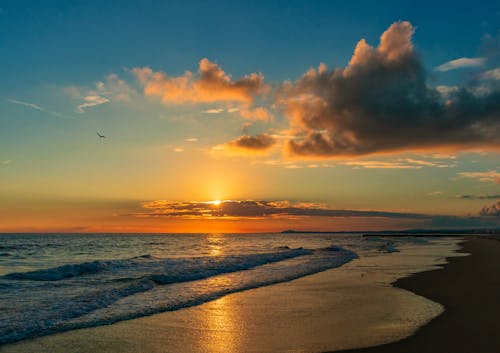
left=138, top=200, right=429, bottom=219
left=278, top=21, right=500, bottom=157
left=228, top=134, right=276, bottom=151
left=458, top=194, right=500, bottom=200
left=480, top=201, right=500, bottom=217
left=132, top=199, right=500, bottom=229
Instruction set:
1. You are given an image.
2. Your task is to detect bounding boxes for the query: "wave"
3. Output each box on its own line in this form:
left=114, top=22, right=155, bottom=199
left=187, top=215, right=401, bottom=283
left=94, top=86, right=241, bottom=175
left=0, top=246, right=356, bottom=345
left=4, top=248, right=312, bottom=282
left=6, top=261, right=109, bottom=281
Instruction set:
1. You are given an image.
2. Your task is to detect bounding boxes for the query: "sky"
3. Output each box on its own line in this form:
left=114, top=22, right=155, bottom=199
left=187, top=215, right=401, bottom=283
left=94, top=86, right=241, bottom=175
left=0, top=0, right=499, bottom=232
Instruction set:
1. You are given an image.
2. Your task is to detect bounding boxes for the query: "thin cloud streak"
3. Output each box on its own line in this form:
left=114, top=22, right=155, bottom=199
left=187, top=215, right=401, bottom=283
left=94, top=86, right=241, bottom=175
left=458, top=170, right=500, bottom=183
left=7, top=99, right=76, bottom=120
left=434, top=57, right=485, bottom=72
left=457, top=194, right=500, bottom=200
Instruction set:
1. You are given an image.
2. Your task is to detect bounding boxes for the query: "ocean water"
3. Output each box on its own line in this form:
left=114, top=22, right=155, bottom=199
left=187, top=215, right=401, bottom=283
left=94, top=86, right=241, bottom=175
left=0, top=233, right=442, bottom=345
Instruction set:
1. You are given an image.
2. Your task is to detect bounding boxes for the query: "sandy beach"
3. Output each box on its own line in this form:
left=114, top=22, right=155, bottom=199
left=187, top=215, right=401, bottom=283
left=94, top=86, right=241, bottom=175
left=336, top=236, right=500, bottom=353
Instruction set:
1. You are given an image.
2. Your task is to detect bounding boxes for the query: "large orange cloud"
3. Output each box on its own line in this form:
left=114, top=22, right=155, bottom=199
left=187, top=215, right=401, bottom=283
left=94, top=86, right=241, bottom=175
left=133, top=58, right=268, bottom=104
left=278, top=21, right=500, bottom=158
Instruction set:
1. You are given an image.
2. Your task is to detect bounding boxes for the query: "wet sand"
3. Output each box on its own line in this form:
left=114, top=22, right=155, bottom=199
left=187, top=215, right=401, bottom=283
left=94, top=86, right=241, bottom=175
left=335, top=236, right=500, bottom=353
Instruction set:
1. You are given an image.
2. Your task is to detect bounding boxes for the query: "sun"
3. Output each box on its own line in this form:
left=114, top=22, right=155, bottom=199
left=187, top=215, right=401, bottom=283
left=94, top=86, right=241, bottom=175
left=212, top=200, right=222, bottom=206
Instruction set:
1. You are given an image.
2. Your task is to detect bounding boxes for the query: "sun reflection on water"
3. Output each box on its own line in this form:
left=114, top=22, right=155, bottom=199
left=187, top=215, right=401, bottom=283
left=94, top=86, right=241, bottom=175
left=206, top=233, right=225, bottom=256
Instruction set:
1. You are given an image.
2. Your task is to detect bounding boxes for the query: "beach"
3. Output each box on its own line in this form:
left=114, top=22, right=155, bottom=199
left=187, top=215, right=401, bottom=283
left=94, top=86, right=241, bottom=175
left=0, top=235, right=469, bottom=353
left=336, top=236, right=500, bottom=353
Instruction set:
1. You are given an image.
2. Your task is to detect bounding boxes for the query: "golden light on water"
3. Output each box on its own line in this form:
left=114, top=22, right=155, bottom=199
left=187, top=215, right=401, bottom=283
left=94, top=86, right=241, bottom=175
left=206, top=233, right=224, bottom=256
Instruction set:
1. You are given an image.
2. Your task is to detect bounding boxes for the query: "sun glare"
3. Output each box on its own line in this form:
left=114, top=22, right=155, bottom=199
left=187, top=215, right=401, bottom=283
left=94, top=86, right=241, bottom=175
left=212, top=200, right=222, bottom=206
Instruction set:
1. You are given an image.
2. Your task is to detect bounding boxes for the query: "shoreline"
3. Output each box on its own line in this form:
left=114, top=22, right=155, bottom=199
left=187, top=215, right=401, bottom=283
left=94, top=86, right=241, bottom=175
left=333, top=236, right=500, bottom=353
left=0, top=237, right=462, bottom=353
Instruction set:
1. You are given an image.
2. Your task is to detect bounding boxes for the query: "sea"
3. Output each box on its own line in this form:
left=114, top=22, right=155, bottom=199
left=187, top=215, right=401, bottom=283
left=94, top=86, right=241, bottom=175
left=0, top=232, right=459, bottom=345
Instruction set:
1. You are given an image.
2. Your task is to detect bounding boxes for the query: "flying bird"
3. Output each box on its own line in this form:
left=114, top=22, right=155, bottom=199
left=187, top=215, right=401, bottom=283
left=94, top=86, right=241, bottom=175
left=97, top=132, right=107, bottom=139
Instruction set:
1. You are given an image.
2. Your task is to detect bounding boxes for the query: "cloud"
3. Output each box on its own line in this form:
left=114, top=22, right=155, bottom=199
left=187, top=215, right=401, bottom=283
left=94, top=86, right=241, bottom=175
left=203, top=108, right=225, bottom=114
left=458, top=170, right=500, bottom=183
left=230, top=134, right=276, bottom=150
left=1, top=160, right=12, bottom=166
left=457, top=194, right=500, bottom=200
left=133, top=58, right=267, bottom=104
left=7, top=99, right=72, bottom=120
left=277, top=21, right=500, bottom=158
left=135, top=199, right=430, bottom=219
left=201, top=106, right=273, bottom=121
left=7, top=99, right=43, bottom=111
left=340, top=157, right=453, bottom=169
left=73, top=74, right=135, bottom=113
left=239, top=107, right=274, bottom=121
left=185, top=138, right=198, bottom=142
left=436, top=85, right=459, bottom=96
left=434, top=57, right=485, bottom=72
left=480, top=201, right=500, bottom=216
left=480, top=68, right=500, bottom=80
left=342, top=161, right=422, bottom=169
left=99, top=73, right=135, bottom=102
left=76, top=95, right=110, bottom=113
left=213, top=134, right=277, bottom=156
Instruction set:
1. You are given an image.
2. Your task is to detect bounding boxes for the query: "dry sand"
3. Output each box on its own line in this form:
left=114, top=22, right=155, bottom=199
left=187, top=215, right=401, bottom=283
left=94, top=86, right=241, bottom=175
left=335, top=237, right=500, bottom=353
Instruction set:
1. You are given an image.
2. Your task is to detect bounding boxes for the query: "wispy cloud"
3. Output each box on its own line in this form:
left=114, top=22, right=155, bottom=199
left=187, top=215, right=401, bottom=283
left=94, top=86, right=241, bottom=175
left=239, top=107, right=274, bottom=121
left=7, top=99, right=73, bottom=120
left=342, top=161, right=422, bottom=169
left=428, top=191, right=442, bottom=196
left=76, top=95, right=110, bottom=113
left=203, top=108, right=225, bottom=114
left=434, top=57, right=485, bottom=72
left=341, top=157, right=454, bottom=169
left=480, top=67, right=500, bottom=80
left=7, top=99, right=43, bottom=111
left=72, top=73, right=135, bottom=113
left=458, top=170, right=500, bottom=183
left=184, top=138, right=198, bottom=142
left=202, top=106, right=273, bottom=121
left=1, top=160, right=12, bottom=167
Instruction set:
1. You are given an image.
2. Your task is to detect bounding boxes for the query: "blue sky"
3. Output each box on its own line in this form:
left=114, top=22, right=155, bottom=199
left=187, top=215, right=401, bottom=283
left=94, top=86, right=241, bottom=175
left=1, top=0, right=498, bottom=86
